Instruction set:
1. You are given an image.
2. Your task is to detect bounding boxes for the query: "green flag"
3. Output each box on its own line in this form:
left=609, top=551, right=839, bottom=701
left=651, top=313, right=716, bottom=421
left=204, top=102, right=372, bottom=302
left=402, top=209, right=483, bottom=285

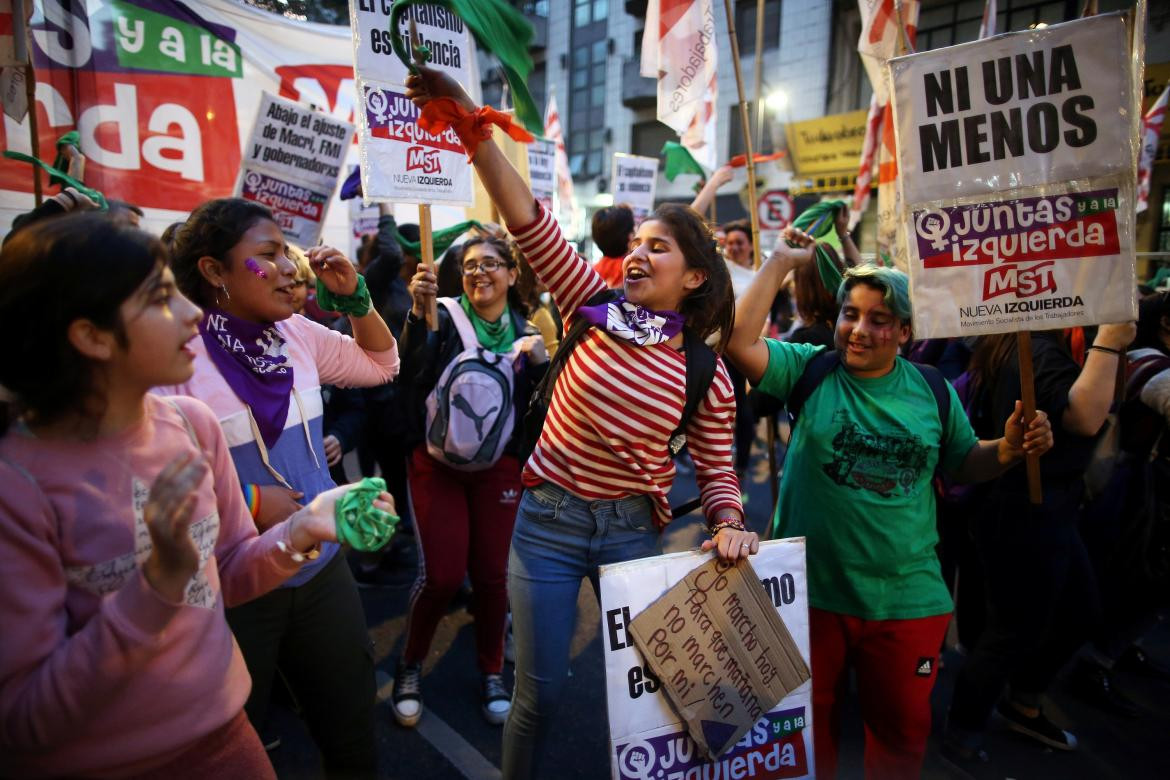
left=788, top=200, right=847, bottom=293
left=660, top=141, right=707, bottom=181
left=389, top=0, right=542, bottom=135
left=397, top=220, right=483, bottom=257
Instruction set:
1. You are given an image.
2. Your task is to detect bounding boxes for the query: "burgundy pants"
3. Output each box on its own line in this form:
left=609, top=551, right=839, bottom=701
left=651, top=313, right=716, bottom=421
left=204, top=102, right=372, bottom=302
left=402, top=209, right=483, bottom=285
left=404, top=445, right=520, bottom=673
left=810, top=607, right=951, bottom=780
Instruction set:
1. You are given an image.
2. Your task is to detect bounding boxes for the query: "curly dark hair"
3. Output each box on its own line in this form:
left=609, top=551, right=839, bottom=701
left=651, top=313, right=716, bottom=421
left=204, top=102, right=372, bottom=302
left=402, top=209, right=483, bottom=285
left=649, top=203, right=735, bottom=351
left=170, top=198, right=275, bottom=307
left=0, top=213, right=164, bottom=435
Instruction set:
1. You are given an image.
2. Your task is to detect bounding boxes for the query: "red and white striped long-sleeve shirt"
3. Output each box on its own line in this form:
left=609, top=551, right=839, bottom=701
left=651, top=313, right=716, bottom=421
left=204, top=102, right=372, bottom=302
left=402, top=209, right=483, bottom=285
left=511, top=205, right=742, bottom=528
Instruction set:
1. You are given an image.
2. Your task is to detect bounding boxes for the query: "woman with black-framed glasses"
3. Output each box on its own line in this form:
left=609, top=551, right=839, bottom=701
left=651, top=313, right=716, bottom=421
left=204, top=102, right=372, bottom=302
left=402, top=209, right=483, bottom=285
left=391, top=234, right=549, bottom=729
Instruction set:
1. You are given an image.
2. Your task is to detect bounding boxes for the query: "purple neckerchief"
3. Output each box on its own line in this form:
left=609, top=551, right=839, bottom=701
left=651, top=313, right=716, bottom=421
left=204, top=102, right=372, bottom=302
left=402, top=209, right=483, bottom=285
left=198, top=308, right=294, bottom=449
left=575, top=295, right=685, bottom=346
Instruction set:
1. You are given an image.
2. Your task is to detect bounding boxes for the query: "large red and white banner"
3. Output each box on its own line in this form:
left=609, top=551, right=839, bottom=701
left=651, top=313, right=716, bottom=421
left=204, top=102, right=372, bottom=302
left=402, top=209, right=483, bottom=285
left=641, top=0, right=717, bottom=170
left=0, top=0, right=362, bottom=245
left=1138, top=85, right=1168, bottom=214
left=543, top=90, right=576, bottom=222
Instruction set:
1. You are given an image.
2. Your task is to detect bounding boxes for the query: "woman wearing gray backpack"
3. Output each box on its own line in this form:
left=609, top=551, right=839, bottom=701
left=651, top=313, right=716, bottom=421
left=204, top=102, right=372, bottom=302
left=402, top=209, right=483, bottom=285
left=393, top=234, right=548, bottom=728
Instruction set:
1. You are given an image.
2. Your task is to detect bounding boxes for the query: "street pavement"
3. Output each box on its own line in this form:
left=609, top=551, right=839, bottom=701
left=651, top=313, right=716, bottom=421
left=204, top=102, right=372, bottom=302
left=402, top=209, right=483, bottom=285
left=267, top=441, right=1170, bottom=779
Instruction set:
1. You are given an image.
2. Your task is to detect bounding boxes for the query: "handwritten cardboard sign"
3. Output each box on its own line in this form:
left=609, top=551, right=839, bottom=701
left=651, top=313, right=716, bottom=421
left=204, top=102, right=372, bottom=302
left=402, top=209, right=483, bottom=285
left=629, top=556, right=810, bottom=759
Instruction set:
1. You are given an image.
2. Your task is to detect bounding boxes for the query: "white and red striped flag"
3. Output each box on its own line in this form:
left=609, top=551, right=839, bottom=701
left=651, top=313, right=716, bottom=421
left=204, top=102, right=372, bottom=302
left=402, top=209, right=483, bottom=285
left=857, top=0, right=919, bottom=105
left=1138, top=85, right=1168, bottom=213
left=543, top=91, right=577, bottom=221
left=978, top=0, right=997, bottom=40
left=641, top=0, right=718, bottom=170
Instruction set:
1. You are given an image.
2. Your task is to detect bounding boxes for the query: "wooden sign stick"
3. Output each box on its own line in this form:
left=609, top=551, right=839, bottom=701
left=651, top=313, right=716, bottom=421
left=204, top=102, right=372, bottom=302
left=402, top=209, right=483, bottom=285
left=722, top=0, right=762, bottom=271
left=1016, top=330, right=1043, bottom=504
left=409, top=18, right=439, bottom=331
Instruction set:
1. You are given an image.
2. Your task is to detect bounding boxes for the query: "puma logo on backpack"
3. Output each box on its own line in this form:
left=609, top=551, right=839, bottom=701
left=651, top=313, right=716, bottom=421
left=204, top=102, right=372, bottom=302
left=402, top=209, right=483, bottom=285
left=425, top=298, right=524, bottom=471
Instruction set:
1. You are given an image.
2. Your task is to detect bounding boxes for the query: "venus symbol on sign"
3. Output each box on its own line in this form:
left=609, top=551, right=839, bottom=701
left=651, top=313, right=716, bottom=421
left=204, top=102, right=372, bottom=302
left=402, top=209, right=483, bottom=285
left=366, top=87, right=389, bottom=123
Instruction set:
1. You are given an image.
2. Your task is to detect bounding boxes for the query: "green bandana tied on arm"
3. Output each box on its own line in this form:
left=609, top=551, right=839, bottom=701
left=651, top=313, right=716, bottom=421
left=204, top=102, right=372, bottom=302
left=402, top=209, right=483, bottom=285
left=388, top=0, right=542, bottom=134
left=460, top=294, right=515, bottom=353
left=315, top=275, right=372, bottom=317
left=335, top=477, right=399, bottom=551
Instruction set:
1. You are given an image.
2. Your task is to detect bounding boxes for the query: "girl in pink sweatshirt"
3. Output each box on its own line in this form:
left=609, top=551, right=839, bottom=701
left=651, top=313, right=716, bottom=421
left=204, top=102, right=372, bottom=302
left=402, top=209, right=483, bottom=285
left=0, top=213, right=393, bottom=778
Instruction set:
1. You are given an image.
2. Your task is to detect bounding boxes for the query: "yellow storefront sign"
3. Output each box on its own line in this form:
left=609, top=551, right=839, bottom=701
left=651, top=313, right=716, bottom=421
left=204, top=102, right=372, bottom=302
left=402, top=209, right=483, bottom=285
left=787, top=109, right=869, bottom=179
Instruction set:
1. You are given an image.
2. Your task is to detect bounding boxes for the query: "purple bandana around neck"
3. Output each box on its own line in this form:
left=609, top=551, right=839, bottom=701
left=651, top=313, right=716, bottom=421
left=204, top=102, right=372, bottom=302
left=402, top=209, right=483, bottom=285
left=198, top=308, right=294, bottom=449
left=575, top=295, right=685, bottom=346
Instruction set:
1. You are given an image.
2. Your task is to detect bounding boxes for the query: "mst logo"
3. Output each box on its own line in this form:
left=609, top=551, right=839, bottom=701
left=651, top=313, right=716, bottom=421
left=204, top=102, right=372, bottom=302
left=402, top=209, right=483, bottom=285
left=983, top=261, right=1056, bottom=300
left=406, top=146, right=442, bottom=174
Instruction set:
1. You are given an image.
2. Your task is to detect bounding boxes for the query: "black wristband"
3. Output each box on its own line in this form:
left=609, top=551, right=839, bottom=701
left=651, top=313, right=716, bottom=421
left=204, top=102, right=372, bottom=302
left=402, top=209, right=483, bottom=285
left=1088, top=344, right=1121, bottom=356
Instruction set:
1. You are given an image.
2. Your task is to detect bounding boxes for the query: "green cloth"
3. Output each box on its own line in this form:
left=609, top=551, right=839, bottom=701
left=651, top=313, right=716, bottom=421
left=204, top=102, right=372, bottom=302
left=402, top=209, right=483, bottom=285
left=460, top=294, right=515, bottom=353
left=661, top=141, right=706, bottom=181
left=758, top=339, right=978, bottom=620
left=789, top=200, right=847, bottom=293
left=2, top=150, right=108, bottom=209
left=49, top=131, right=81, bottom=189
left=389, top=0, right=542, bottom=134
left=335, top=477, right=399, bottom=552
left=397, top=220, right=482, bottom=258
left=315, top=274, right=371, bottom=317
left=1147, top=265, right=1170, bottom=289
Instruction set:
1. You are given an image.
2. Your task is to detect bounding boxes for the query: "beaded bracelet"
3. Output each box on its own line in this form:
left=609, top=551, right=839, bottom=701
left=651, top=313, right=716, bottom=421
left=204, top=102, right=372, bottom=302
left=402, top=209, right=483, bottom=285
left=708, top=519, right=747, bottom=537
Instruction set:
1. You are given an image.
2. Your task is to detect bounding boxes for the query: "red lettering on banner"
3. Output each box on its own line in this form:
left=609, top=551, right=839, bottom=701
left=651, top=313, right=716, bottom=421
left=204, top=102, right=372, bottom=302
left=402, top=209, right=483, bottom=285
left=405, top=146, right=441, bottom=174
left=983, top=261, right=1057, bottom=300
left=276, top=64, right=357, bottom=126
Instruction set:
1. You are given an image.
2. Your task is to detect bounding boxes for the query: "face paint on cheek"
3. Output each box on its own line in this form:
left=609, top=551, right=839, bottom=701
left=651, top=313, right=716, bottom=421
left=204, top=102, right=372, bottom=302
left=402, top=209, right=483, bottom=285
left=244, top=258, right=268, bottom=279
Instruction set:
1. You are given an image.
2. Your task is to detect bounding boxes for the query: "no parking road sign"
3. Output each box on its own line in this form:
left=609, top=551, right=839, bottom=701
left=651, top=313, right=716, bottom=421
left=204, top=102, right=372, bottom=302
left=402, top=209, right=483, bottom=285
left=758, top=190, right=795, bottom=231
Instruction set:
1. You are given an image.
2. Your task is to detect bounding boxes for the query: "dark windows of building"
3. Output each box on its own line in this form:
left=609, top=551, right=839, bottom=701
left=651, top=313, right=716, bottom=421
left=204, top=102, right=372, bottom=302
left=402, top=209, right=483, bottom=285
left=917, top=0, right=1078, bottom=52
left=631, top=120, right=673, bottom=160
left=735, top=0, right=782, bottom=57
left=569, top=29, right=608, bottom=178
left=728, top=104, right=775, bottom=158
left=516, top=1, right=550, bottom=16
left=574, top=0, right=608, bottom=28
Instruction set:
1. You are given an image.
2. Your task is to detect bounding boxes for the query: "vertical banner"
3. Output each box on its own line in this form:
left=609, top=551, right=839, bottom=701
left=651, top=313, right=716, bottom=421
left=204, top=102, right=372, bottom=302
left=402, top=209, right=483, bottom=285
left=236, top=91, right=353, bottom=247
left=528, top=136, right=556, bottom=214
left=348, top=0, right=474, bottom=206
left=600, top=540, right=814, bottom=780
left=889, top=13, right=1138, bottom=338
left=611, top=153, right=658, bottom=220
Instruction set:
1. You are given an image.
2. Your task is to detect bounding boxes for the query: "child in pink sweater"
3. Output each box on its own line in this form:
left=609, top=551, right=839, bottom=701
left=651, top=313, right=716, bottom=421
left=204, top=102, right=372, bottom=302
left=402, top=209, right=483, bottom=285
left=0, top=214, right=393, bottom=778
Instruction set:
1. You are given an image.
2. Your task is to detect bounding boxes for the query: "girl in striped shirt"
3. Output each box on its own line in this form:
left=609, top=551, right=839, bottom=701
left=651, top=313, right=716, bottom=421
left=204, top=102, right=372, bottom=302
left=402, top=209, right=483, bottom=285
left=406, top=68, right=756, bottom=779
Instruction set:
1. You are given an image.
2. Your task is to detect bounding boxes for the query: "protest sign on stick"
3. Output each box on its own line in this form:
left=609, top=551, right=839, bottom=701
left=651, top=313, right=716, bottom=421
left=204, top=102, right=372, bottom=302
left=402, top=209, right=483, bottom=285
left=528, top=137, right=556, bottom=214
left=889, top=13, right=1141, bottom=502
left=600, top=540, right=814, bottom=779
left=236, top=92, right=354, bottom=248
left=611, top=153, right=658, bottom=220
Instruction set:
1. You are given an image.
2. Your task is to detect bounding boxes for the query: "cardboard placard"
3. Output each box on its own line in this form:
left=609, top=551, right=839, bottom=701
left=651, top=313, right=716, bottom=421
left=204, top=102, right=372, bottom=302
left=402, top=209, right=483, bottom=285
left=349, top=0, right=475, bottom=206
left=236, top=92, right=354, bottom=247
left=628, top=556, right=810, bottom=761
left=612, top=152, right=658, bottom=220
left=889, top=13, right=1139, bottom=338
left=528, top=137, right=556, bottom=214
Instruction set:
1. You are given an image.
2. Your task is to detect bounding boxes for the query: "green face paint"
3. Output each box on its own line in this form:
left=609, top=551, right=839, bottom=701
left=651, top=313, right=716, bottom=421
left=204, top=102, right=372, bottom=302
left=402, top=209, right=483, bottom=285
left=335, top=477, right=400, bottom=552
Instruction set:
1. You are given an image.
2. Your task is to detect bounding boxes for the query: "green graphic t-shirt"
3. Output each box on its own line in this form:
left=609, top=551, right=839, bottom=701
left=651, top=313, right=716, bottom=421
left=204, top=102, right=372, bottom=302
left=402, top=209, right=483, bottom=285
left=759, top=340, right=978, bottom=620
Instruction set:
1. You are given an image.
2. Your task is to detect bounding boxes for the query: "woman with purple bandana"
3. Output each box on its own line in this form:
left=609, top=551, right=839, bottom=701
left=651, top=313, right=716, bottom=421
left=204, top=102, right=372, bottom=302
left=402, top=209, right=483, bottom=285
left=165, top=198, right=399, bottom=777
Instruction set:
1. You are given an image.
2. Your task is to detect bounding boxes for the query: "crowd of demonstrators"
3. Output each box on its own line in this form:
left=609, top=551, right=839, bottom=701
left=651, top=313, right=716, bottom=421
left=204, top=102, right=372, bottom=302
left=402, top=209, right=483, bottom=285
left=391, top=233, right=549, bottom=728
left=2, top=117, right=1167, bottom=780
left=164, top=198, right=399, bottom=776
left=0, top=214, right=393, bottom=778
left=405, top=65, right=755, bottom=779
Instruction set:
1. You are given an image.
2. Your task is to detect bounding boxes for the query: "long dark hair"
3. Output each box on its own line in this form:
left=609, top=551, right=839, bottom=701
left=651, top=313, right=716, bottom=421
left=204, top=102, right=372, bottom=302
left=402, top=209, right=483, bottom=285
left=458, top=234, right=530, bottom=318
left=650, top=203, right=735, bottom=351
left=793, top=244, right=840, bottom=327
left=170, top=198, right=275, bottom=307
left=0, top=213, right=164, bottom=435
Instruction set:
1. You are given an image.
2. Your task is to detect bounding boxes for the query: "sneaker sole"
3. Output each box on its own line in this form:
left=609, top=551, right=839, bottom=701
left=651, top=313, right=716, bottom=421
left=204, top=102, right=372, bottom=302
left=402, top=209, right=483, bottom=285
left=999, top=716, right=1077, bottom=751
left=392, top=702, right=422, bottom=728
left=482, top=705, right=509, bottom=726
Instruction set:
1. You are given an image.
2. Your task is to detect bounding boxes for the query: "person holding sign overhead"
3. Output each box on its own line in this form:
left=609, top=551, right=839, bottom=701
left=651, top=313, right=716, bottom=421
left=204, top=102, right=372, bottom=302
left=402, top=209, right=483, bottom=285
left=404, top=65, right=750, bottom=780
left=725, top=247, right=1055, bottom=780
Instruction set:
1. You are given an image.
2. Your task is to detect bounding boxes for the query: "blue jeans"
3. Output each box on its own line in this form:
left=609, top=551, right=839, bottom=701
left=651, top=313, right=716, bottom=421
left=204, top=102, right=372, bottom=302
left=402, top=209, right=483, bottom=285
left=501, top=482, right=660, bottom=780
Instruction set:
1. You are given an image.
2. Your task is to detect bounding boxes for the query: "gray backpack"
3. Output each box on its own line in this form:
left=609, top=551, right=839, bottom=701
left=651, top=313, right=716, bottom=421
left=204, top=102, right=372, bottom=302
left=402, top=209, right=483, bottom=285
left=424, top=298, right=525, bottom=470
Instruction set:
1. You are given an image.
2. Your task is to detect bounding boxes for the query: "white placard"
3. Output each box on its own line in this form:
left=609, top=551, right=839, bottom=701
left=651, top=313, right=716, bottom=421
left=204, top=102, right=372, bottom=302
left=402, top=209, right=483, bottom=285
left=236, top=92, right=355, bottom=247
left=349, top=0, right=474, bottom=206
left=600, top=540, right=814, bottom=780
left=889, top=14, right=1139, bottom=338
left=528, top=137, right=556, bottom=214
left=612, top=153, right=659, bottom=220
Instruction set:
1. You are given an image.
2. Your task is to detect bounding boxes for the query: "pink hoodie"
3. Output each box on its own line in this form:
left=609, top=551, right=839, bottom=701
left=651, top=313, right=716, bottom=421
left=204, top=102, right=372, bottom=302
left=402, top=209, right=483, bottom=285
left=0, top=395, right=306, bottom=778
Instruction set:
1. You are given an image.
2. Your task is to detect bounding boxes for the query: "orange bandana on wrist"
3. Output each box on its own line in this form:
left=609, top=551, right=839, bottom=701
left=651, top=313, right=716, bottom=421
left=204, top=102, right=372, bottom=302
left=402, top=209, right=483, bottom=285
left=417, top=98, right=535, bottom=161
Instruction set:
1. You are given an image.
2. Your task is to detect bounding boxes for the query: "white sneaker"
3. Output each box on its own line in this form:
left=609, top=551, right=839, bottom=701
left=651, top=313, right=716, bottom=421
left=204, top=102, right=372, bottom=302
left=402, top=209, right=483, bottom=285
left=482, top=673, right=511, bottom=725
left=392, top=660, right=422, bottom=728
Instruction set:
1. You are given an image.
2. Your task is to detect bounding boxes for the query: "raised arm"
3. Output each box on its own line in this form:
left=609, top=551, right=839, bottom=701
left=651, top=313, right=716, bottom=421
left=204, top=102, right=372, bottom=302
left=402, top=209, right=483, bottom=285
left=690, top=165, right=734, bottom=216
left=405, top=67, right=537, bottom=228
left=834, top=207, right=862, bottom=267
left=725, top=244, right=814, bottom=384
left=1062, top=323, right=1137, bottom=436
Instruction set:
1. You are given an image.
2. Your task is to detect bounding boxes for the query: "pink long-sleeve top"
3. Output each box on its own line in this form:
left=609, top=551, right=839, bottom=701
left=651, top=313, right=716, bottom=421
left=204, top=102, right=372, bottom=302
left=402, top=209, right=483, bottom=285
left=0, top=395, right=307, bottom=778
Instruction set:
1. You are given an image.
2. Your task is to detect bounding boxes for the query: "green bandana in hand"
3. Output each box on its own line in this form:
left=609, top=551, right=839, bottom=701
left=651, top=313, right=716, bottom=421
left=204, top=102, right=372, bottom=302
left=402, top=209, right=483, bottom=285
left=2, top=149, right=107, bottom=209
left=315, top=275, right=372, bottom=317
left=335, top=477, right=399, bottom=552
left=388, top=0, right=542, bottom=134
left=50, top=131, right=81, bottom=188
left=460, top=294, right=515, bottom=353
left=789, top=200, right=847, bottom=294
left=661, top=141, right=707, bottom=181
left=397, top=220, right=482, bottom=258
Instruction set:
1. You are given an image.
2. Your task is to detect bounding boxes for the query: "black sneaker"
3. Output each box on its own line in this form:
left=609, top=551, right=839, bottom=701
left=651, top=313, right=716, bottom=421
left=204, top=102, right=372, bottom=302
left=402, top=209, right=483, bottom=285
left=1068, top=660, right=1139, bottom=718
left=995, top=699, right=1078, bottom=751
left=392, top=660, right=422, bottom=728
left=482, top=673, right=511, bottom=725
left=938, top=742, right=999, bottom=780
